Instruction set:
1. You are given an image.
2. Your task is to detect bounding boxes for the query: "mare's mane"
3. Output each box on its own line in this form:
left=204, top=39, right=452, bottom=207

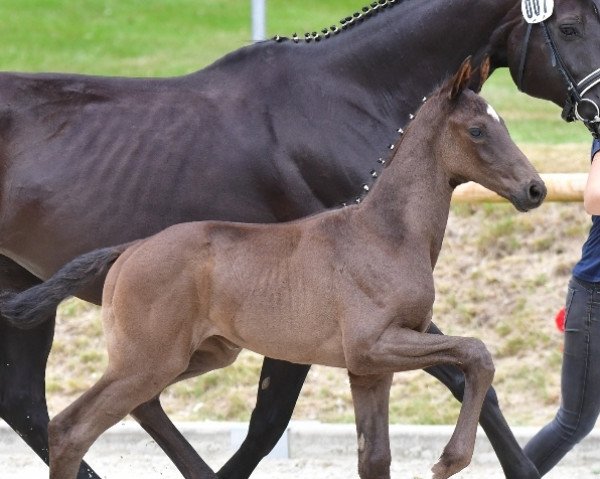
left=208, top=0, right=416, bottom=73
left=269, top=0, right=411, bottom=45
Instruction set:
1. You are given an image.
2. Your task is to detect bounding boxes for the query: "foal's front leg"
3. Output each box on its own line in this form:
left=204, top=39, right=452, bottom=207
left=424, top=322, right=541, bottom=479
left=348, top=373, right=393, bottom=479
left=345, top=327, right=495, bottom=479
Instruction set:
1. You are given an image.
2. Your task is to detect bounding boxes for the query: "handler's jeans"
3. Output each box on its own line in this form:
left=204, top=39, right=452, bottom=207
left=524, top=276, right=600, bottom=475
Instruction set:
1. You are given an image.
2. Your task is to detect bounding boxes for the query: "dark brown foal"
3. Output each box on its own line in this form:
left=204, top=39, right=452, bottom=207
left=4, top=59, right=546, bottom=479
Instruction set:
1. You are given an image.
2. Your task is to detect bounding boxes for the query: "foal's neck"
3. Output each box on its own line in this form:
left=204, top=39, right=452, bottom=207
left=350, top=108, right=453, bottom=265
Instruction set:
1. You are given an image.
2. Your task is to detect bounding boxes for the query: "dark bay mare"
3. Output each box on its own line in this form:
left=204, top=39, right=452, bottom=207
left=1, top=59, right=546, bottom=479
left=1, top=1, right=600, bottom=478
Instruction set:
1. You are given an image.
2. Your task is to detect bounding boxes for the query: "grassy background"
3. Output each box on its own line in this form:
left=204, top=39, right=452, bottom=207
left=0, top=0, right=594, bottom=426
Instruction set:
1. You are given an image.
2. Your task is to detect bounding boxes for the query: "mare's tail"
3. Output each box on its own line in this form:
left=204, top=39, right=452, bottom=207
left=0, top=243, right=134, bottom=329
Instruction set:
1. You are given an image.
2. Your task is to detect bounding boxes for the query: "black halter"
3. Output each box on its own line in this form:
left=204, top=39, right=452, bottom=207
left=517, top=18, right=600, bottom=138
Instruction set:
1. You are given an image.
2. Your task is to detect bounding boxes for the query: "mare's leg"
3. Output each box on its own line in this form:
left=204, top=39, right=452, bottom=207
left=0, top=256, right=98, bottom=479
left=217, top=358, right=310, bottom=479
left=424, top=321, right=541, bottom=479
left=131, top=395, right=216, bottom=478
left=348, top=373, right=393, bottom=479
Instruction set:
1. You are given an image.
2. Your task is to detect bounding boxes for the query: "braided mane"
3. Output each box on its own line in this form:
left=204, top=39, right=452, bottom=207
left=271, top=0, right=407, bottom=44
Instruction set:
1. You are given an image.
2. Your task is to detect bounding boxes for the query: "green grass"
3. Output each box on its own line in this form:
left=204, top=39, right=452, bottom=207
left=0, top=0, right=251, bottom=75
left=0, top=0, right=368, bottom=75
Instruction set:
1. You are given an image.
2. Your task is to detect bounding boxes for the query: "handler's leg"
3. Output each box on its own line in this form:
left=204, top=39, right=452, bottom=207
left=0, top=257, right=99, bottom=479
left=425, top=321, right=541, bottom=479
left=217, top=358, right=310, bottom=479
left=524, top=278, right=600, bottom=476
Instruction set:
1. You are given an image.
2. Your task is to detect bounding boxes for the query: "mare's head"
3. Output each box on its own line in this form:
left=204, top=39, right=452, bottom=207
left=431, top=58, right=546, bottom=212
left=508, top=0, right=600, bottom=136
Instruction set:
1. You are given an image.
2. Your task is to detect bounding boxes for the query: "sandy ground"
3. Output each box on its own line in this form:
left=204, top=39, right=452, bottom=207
left=3, top=421, right=599, bottom=479
left=3, top=451, right=598, bottom=479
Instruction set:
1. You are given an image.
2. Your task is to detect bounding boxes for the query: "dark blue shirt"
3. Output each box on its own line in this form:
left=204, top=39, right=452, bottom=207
left=573, top=216, right=600, bottom=282
left=573, top=139, right=600, bottom=282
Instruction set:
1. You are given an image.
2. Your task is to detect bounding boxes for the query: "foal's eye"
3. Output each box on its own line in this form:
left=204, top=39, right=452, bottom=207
left=560, top=25, right=579, bottom=37
left=469, top=127, right=483, bottom=138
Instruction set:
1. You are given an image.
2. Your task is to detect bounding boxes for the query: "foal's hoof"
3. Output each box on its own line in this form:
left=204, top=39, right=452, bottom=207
left=431, top=462, right=450, bottom=479
left=431, top=451, right=470, bottom=479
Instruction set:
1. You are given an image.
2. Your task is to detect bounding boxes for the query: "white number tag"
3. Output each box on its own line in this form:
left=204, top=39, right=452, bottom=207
left=522, top=0, right=554, bottom=23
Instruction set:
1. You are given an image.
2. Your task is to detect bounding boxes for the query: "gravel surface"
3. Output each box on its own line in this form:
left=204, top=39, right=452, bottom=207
left=2, top=422, right=599, bottom=478
left=3, top=449, right=598, bottom=479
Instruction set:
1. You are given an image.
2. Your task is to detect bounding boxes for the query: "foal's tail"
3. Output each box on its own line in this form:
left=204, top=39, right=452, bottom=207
left=0, top=242, right=134, bottom=329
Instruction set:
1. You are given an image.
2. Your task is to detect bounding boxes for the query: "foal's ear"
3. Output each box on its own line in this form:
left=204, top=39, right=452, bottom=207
left=472, top=56, right=491, bottom=93
left=448, top=56, right=473, bottom=101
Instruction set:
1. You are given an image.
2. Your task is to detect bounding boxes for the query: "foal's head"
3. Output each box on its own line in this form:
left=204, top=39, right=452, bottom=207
left=428, top=59, right=546, bottom=212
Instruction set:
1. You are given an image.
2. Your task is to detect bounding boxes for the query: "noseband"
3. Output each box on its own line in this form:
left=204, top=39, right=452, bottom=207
left=517, top=17, right=600, bottom=138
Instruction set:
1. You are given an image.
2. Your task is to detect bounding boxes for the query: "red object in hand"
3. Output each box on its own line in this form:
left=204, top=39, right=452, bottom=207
left=555, top=306, right=566, bottom=332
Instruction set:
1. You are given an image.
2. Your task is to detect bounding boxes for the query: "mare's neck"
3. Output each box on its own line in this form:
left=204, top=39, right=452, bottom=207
left=351, top=114, right=453, bottom=266
left=313, top=0, right=519, bottom=121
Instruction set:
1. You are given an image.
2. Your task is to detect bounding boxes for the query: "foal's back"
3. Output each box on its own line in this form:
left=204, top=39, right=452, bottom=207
left=103, top=217, right=353, bottom=368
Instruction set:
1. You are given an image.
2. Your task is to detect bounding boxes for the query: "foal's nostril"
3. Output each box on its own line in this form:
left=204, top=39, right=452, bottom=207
left=528, top=181, right=546, bottom=204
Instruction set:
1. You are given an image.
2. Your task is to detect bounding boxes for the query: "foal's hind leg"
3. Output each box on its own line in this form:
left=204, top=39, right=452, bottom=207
left=349, top=373, right=393, bottom=479
left=48, top=358, right=189, bottom=479
left=133, top=359, right=309, bottom=479
left=0, top=257, right=99, bottom=479
left=130, top=341, right=241, bottom=479
left=131, top=356, right=298, bottom=479
left=424, top=322, right=541, bottom=479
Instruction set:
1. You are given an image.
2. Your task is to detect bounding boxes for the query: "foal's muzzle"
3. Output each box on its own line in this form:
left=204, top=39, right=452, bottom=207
left=511, top=179, right=547, bottom=212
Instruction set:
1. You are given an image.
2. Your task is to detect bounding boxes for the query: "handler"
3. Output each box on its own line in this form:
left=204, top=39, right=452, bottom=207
left=524, top=138, right=600, bottom=474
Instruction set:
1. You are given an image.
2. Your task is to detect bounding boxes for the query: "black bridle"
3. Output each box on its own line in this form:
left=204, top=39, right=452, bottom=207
left=517, top=18, right=600, bottom=138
